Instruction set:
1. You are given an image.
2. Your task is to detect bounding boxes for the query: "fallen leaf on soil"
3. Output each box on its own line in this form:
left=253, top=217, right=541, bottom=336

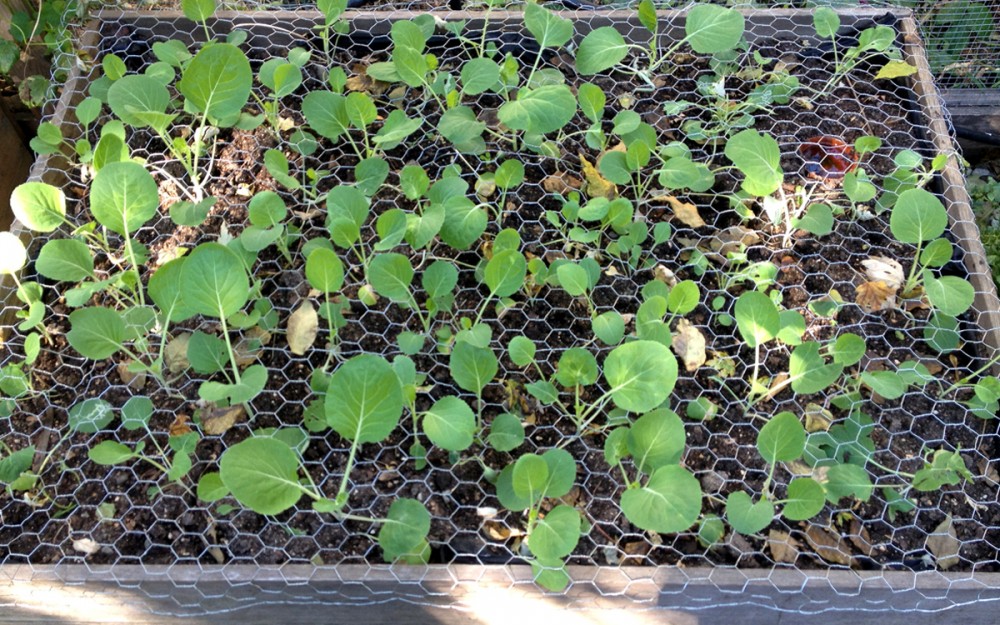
left=579, top=152, right=617, bottom=200
left=856, top=280, right=898, bottom=313
left=235, top=327, right=272, bottom=367
left=165, top=333, right=192, bottom=374
left=651, top=194, right=706, bottom=228
left=287, top=302, right=319, bottom=355
left=346, top=64, right=390, bottom=95
left=541, top=171, right=583, bottom=195
left=862, top=256, right=904, bottom=289
left=848, top=518, right=876, bottom=557
left=767, top=529, right=801, bottom=564
left=926, top=515, right=961, bottom=570
left=653, top=264, right=678, bottom=287
left=168, top=414, right=192, bottom=437
left=804, top=524, right=854, bottom=566
left=117, top=361, right=146, bottom=390
left=672, top=318, right=706, bottom=372
left=198, top=404, right=246, bottom=436
left=72, top=538, right=101, bottom=556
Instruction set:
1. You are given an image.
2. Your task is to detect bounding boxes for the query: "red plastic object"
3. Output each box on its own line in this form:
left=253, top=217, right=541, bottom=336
left=798, top=136, right=858, bottom=178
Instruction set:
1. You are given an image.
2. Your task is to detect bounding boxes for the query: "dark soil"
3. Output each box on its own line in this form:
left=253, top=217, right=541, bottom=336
left=2, top=11, right=999, bottom=576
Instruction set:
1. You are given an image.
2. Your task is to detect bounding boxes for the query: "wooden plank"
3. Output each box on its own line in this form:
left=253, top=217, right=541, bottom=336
left=0, top=102, right=32, bottom=232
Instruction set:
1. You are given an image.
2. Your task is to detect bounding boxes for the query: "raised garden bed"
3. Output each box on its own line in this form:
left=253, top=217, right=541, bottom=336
left=2, top=2, right=1000, bottom=613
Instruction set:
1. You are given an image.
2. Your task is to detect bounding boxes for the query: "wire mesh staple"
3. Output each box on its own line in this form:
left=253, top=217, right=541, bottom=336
left=2, top=3, right=1000, bottom=617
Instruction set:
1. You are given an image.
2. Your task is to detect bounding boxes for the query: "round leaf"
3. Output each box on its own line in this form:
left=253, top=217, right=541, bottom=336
left=782, top=477, right=826, bottom=521
left=757, top=412, right=806, bottom=464
left=890, top=188, right=948, bottom=244
left=685, top=5, right=746, bottom=54
left=0, top=232, right=27, bottom=275
left=621, top=465, right=702, bottom=533
left=484, top=249, right=527, bottom=298
left=180, top=242, right=250, bottom=319
left=488, top=413, right=525, bottom=452
left=325, top=354, right=403, bottom=444
left=67, top=307, right=127, bottom=360
left=556, top=347, right=599, bottom=387
left=576, top=27, right=629, bottom=75
left=725, top=491, right=774, bottom=534
left=593, top=311, right=625, bottom=345
left=11, top=182, right=66, bottom=233
left=178, top=43, right=252, bottom=124
left=735, top=290, right=779, bottom=348
left=497, top=85, right=576, bottom=135
left=305, top=247, right=345, bottom=293
left=450, top=342, right=498, bottom=396
left=627, top=409, right=685, bottom=474
left=924, top=275, right=974, bottom=316
left=512, top=453, right=549, bottom=501
left=508, top=336, right=536, bottom=367
left=379, top=498, right=431, bottom=562
left=91, top=161, right=159, bottom=235
left=219, top=437, right=303, bottom=516
left=604, top=340, right=678, bottom=413
left=36, top=239, right=94, bottom=282
left=422, top=396, right=476, bottom=452
left=107, top=74, right=170, bottom=128
left=528, top=505, right=580, bottom=562
left=89, top=441, right=135, bottom=465
left=68, top=398, right=115, bottom=433
left=369, top=253, right=414, bottom=304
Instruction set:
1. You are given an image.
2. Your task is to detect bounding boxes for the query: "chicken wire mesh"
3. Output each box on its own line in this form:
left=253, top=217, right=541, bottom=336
left=2, top=1, right=1000, bottom=618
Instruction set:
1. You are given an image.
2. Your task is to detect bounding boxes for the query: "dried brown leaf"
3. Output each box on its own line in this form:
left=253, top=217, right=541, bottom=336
left=862, top=256, right=904, bottom=290
left=856, top=280, right=898, bottom=313
left=168, top=414, right=192, bottom=437
left=346, top=65, right=390, bottom=95
left=117, top=361, right=146, bottom=390
left=653, top=264, right=677, bottom=287
left=804, top=525, right=854, bottom=566
left=926, top=515, right=961, bottom=570
left=651, top=194, right=706, bottom=228
left=578, top=152, right=617, bottom=200
left=848, top=518, right=876, bottom=557
left=672, top=318, right=706, bottom=372
left=541, top=171, right=583, bottom=195
left=235, top=327, right=272, bottom=367
left=804, top=403, right=833, bottom=432
left=198, top=404, right=246, bottom=436
left=767, top=529, right=800, bottom=564
left=165, top=333, right=192, bottom=374
left=287, top=302, right=319, bottom=355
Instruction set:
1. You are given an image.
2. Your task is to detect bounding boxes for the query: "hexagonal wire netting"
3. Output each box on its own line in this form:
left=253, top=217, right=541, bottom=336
left=2, top=0, right=1000, bottom=618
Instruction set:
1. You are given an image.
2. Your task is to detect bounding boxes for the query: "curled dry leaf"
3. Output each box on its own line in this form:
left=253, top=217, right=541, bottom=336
left=165, top=333, right=192, bottom=374
left=862, top=256, right=904, bottom=290
left=198, top=404, right=246, bottom=436
left=168, top=414, right=192, bottom=437
left=578, top=152, right=617, bottom=200
left=672, top=318, right=707, bottom=372
left=856, top=280, right=898, bottom=313
left=235, top=327, right=272, bottom=367
left=72, top=537, right=101, bottom=556
left=653, top=264, right=678, bottom=287
left=652, top=194, right=706, bottom=228
left=804, top=403, right=833, bottom=432
left=767, top=529, right=801, bottom=564
left=541, top=171, right=583, bottom=195
left=803, top=524, right=854, bottom=566
left=346, top=64, right=390, bottom=95
left=287, top=302, right=319, bottom=355
left=926, top=515, right=961, bottom=570
left=117, top=361, right=146, bottom=390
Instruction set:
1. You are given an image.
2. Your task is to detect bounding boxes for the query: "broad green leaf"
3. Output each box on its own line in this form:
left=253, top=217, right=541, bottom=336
left=182, top=0, right=216, bottom=22
left=556, top=262, right=589, bottom=297
left=782, top=477, right=825, bottom=521
left=0, top=446, right=35, bottom=484
left=199, top=364, right=268, bottom=405
left=621, top=465, right=702, bottom=533
left=575, top=27, right=629, bottom=75
left=831, top=333, right=866, bottom=366
left=627, top=409, right=685, bottom=474
left=369, top=253, right=414, bottom=304
left=219, top=437, right=303, bottom=515
left=512, top=453, right=549, bottom=502
left=68, top=398, right=115, bottom=433
left=379, top=498, right=431, bottom=562
left=91, top=161, right=159, bottom=235
left=178, top=43, right=252, bottom=124
left=920, top=238, right=953, bottom=268
left=423, top=260, right=458, bottom=300
left=496, top=463, right=533, bottom=511
left=735, top=291, right=779, bottom=348
left=924, top=274, right=974, bottom=316
left=795, top=203, right=834, bottom=236
left=577, top=83, right=605, bottom=124
left=345, top=91, right=376, bottom=129
left=524, top=2, right=573, bottom=49
left=373, top=110, right=422, bottom=149
left=169, top=197, right=215, bottom=227
left=0, top=232, right=27, bottom=275
left=604, top=340, right=678, bottom=413
left=726, top=491, right=774, bottom=534
left=302, top=91, right=349, bottom=141
left=484, top=249, right=526, bottom=298
left=860, top=371, right=906, bottom=400
left=35, top=239, right=94, bottom=282
left=824, top=463, right=873, bottom=503
left=813, top=6, right=840, bottom=39
left=508, top=336, right=536, bottom=367
left=876, top=60, right=918, bottom=80
left=495, top=160, right=525, bottom=190
left=555, top=348, right=598, bottom=387
left=667, top=280, right=699, bottom=315
left=757, top=412, right=806, bottom=464
left=540, top=448, right=576, bottom=499
left=325, top=354, right=403, bottom=443
left=593, top=311, right=625, bottom=345
left=67, top=307, right=127, bottom=360
left=437, top=105, right=485, bottom=150
left=422, top=396, right=476, bottom=452
left=684, top=5, right=745, bottom=54
left=89, top=441, right=136, bottom=465
left=107, top=75, right=170, bottom=128
left=148, top=257, right=197, bottom=323
left=789, top=341, right=842, bottom=395
left=497, top=85, right=576, bottom=135
left=393, top=44, right=428, bottom=88
left=305, top=247, right=345, bottom=293
left=440, top=197, right=487, bottom=250
left=450, top=341, right=498, bottom=396
left=925, top=311, right=960, bottom=354
left=121, top=396, right=154, bottom=431
left=488, top=413, right=525, bottom=452
left=197, top=471, right=228, bottom=502
left=356, top=157, right=389, bottom=196
left=890, top=188, right=947, bottom=244
left=725, top=129, right=782, bottom=196
left=528, top=505, right=580, bottom=562
left=187, top=331, right=228, bottom=374
left=526, top=380, right=559, bottom=404
left=180, top=242, right=250, bottom=318
left=461, top=58, right=500, bottom=96
left=531, top=560, right=571, bottom=592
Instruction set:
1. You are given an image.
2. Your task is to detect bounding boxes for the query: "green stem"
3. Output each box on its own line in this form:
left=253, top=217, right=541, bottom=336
left=335, top=435, right=362, bottom=504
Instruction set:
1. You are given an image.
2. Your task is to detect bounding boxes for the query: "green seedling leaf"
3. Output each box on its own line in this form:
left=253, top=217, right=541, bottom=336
left=526, top=380, right=559, bottom=405
left=540, top=448, right=576, bottom=499
left=423, top=260, right=458, bottom=301
left=824, top=463, right=873, bottom=503
left=789, top=342, right=843, bottom=395
left=776, top=310, right=806, bottom=346
left=107, top=74, right=171, bottom=129
left=831, top=333, right=866, bottom=366
left=36, top=239, right=94, bottom=282
left=627, top=408, right=685, bottom=474
left=379, top=498, right=431, bottom=563
left=345, top=91, right=376, bottom=130
left=876, top=60, right=918, bottom=80
left=178, top=43, right=252, bottom=125
left=199, top=364, right=268, bottom=405
left=529, top=504, right=580, bottom=563
left=305, top=248, right=345, bottom=293
left=67, top=307, right=127, bottom=360
left=890, top=188, right=948, bottom=244
left=355, top=157, right=389, bottom=196
left=757, top=412, right=806, bottom=464
left=461, top=57, right=500, bottom=96
left=423, top=396, right=476, bottom=452
left=860, top=371, right=906, bottom=400
left=925, top=312, right=960, bottom=354
left=219, top=437, right=303, bottom=515
left=374, top=110, right=422, bottom=150
left=912, top=449, right=972, bottom=491
left=920, top=238, right=953, bottom=268
left=400, top=164, right=430, bottom=200
left=121, top=396, right=154, bottom=431
left=725, top=129, right=782, bottom=196
left=170, top=197, right=216, bottom=227
left=369, top=253, right=414, bottom=304
left=495, top=160, right=525, bottom=190
left=440, top=197, right=487, bottom=250
left=149, top=257, right=197, bottom=323
left=726, top=491, right=774, bottom=534
left=182, top=0, right=216, bottom=22
left=197, top=471, right=228, bottom=503
left=813, top=6, right=841, bottom=39
left=685, top=5, right=745, bottom=54
left=924, top=274, right=974, bottom=316
left=512, top=453, right=549, bottom=503
left=488, top=413, right=525, bottom=452
left=68, top=398, right=114, bottom=433
left=593, top=311, right=625, bottom=345
left=622, top=465, right=702, bottom=533
left=497, top=85, right=576, bottom=135
left=181, top=243, right=250, bottom=318
left=575, top=27, right=629, bottom=75
left=556, top=348, right=599, bottom=387
left=556, top=262, right=590, bottom=297
left=450, top=342, right=498, bottom=396
left=0, top=447, right=35, bottom=484
left=508, top=336, right=536, bottom=367
left=734, top=291, right=779, bottom=348
left=302, top=91, right=349, bottom=141
left=397, top=332, right=425, bottom=355
left=525, top=2, right=573, bottom=49
left=604, top=340, right=678, bottom=413
left=484, top=249, right=527, bottom=298
left=90, top=161, right=159, bottom=236
left=794, top=203, right=834, bottom=236
left=782, top=477, right=825, bottom=521
left=667, top=280, right=699, bottom=315
left=375, top=210, right=408, bottom=254
left=438, top=106, right=486, bottom=153
left=89, top=441, right=136, bottom=465
left=325, top=354, right=403, bottom=443
left=577, top=83, right=605, bottom=124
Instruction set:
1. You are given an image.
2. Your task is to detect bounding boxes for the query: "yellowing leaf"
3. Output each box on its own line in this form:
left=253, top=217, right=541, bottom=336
left=876, top=60, right=918, bottom=80
left=856, top=280, right=898, bottom=313
left=652, top=194, right=706, bottom=228
left=578, top=152, right=617, bottom=200
left=672, top=318, right=706, bottom=372
left=287, top=302, right=319, bottom=355
left=198, top=404, right=246, bottom=436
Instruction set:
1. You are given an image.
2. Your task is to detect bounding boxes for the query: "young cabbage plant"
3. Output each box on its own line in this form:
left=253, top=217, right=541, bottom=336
left=255, top=48, right=309, bottom=136
left=239, top=191, right=295, bottom=263
left=811, top=7, right=903, bottom=99
left=495, top=448, right=582, bottom=591
left=304, top=246, right=347, bottom=367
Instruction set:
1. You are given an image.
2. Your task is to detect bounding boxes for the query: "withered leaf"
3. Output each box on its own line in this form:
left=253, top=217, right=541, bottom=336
left=168, top=414, right=192, bottom=437
left=541, top=171, right=583, bottom=195
left=72, top=538, right=101, bottom=556
left=767, top=529, right=800, bottom=564
left=926, top=515, right=961, bottom=570
left=856, top=280, right=898, bottom=313
left=198, top=404, right=246, bottom=436
left=804, top=524, right=854, bottom=566
left=848, top=518, right=876, bottom=558
left=346, top=64, right=390, bottom=95
left=578, top=152, right=617, bottom=200
left=117, top=361, right=146, bottom=390
left=653, top=264, right=678, bottom=287
left=804, top=403, right=833, bottom=432
left=862, top=256, right=904, bottom=290
left=165, top=333, right=192, bottom=374
left=672, top=318, right=707, bottom=372
left=235, top=327, right=272, bottom=367
left=663, top=195, right=706, bottom=228
left=287, top=302, right=319, bottom=355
